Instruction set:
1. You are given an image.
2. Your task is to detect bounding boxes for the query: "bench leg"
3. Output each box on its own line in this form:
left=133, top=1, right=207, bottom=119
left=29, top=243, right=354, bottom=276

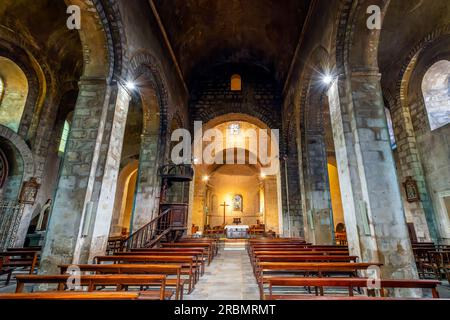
left=5, top=271, right=12, bottom=286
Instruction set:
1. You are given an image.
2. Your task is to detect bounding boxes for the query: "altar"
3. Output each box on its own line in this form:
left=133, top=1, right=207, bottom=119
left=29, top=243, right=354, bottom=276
left=224, top=225, right=249, bottom=239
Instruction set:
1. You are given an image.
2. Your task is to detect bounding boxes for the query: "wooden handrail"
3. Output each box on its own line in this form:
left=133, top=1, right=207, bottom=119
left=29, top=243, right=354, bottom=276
left=121, top=209, right=172, bottom=251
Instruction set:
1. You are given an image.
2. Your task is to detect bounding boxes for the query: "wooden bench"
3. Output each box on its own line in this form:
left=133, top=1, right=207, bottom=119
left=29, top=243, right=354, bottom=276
left=256, top=262, right=383, bottom=299
left=130, top=248, right=210, bottom=266
left=254, top=255, right=359, bottom=273
left=266, top=296, right=447, bottom=301
left=160, top=243, right=214, bottom=265
left=0, top=291, right=143, bottom=300
left=264, top=277, right=441, bottom=300
left=250, top=250, right=353, bottom=270
left=59, top=264, right=184, bottom=300
left=118, top=249, right=207, bottom=275
left=0, top=251, right=39, bottom=285
left=249, top=246, right=349, bottom=259
left=179, top=238, right=219, bottom=256
left=94, top=255, right=198, bottom=293
left=15, top=274, right=172, bottom=300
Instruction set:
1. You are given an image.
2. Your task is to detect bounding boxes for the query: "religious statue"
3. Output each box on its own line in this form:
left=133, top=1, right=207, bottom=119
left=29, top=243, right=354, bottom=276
left=232, top=194, right=243, bottom=211
left=37, top=199, right=52, bottom=231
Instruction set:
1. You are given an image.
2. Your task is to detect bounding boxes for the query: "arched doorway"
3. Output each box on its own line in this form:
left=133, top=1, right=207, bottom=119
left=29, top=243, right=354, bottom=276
left=189, top=115, right=282, bottom=236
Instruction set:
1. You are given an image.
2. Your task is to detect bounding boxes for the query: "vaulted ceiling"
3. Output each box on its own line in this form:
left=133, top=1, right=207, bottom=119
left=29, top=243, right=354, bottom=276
left=153, top=0, right=312, bottom=85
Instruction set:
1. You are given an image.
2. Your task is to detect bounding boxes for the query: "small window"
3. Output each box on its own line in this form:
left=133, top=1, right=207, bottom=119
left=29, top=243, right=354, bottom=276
left=58, top=120, right=70, bottom=154
left=228, top=123, right=240, bottom=135
left=422, top=60, right=450, bottom=131
left=231, top=74, right=242, bottom=91
left=385, top=107, right=397, bottom=149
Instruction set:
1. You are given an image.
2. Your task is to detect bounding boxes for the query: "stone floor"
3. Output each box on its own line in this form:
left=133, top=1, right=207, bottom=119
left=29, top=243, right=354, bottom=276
left=1, top=242, right=449, bottom=300
left=185, top=241, right=260, bottom=300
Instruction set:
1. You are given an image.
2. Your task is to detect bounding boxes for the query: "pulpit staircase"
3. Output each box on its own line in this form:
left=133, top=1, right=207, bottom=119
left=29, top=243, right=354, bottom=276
left=117, top=164, right=193, bottom=251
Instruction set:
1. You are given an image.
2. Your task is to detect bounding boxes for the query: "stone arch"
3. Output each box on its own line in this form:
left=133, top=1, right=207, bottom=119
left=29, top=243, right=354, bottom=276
left=390, top=30, right=450, bottom=243
left=0, top=125, right=34, bottom=183
left=0, top=27, right=52, bottom=141
left=335, top=0, right=390, bottom=73
left=0, top=57, right=29, bottom=133
left=0, top=124, right=34, bottom=249
left=127, top=51, right=170, bottom=135
left=64, top=0, right=110, bottom=80
left=296, top=45, right=336, bottom=244
left=395, top=24, right=450, bottom=99
left=110, top=160, right=139, bottom=237
left=125, top=52, right=170, bottom=231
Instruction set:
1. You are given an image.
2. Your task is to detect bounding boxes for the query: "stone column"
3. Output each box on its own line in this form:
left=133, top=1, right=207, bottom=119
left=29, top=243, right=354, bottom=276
left=132, top=133, right=161, bottom=232
left=280, top=156, right=304, bottom=238
left=390, top=100, right=436, bottom=241
left=263, top=175, right=281, bottom=234
left=82, top=85, right=131, bottom=262
left=39, top=78, right=127, bottom=273
left=327, top=71, right=418, bottom=282
left=304, top=133, right=334, bottom=244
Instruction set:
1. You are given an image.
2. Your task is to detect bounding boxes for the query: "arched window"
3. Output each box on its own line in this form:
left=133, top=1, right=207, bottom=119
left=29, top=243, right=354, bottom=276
left=231, top=74, right=242, bottom=91
left=0, top=57, right=28, bottom=132
left=385, top=107, right=397, bottom=149
left=58, top=120, right=70, bottom=154
left=422, top=60, right=450, bottom=131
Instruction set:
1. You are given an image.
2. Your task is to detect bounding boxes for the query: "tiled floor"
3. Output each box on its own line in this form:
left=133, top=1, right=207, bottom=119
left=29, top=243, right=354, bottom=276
left=185, top=243, right=260, bottom=300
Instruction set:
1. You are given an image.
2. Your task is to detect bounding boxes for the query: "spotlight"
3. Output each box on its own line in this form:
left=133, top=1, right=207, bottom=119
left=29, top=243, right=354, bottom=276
left=322, top=74, right=333, bottom=85
left=192, top=157, right=199, bottom=164
left=260, top=173, right=266, bottom=179
left=125, top=81, right=136, bottom=90
left=202, top=175, right=209, bottom=182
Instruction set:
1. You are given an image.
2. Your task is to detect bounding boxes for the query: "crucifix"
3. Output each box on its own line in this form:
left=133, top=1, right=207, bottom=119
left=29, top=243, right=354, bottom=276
left=220, top=201, right=229, bottom=225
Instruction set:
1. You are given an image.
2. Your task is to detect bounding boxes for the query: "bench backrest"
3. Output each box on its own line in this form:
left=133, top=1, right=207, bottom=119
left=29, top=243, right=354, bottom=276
left=15, top=274, right=168, bottom=299
left=256, top=255, right=358, bottom=263
left=266, top=277, right=441, bottom=298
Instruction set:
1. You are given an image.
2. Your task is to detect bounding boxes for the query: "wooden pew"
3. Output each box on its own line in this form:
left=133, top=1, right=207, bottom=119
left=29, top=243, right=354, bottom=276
left=15, top=274, right=172, bottom=300
left=256, top=262, right=383, bottom=299
left=94, top=255, right=198, bottom=293
left=250, top=250, right=352, bottom=270
left=131, top=247, right=211, bottom=266
left=59, top=264, right=184, bottom=300
left=118, top=250, right=206, bottom=275
left=160, top=243, right=214, bottom=265
left=0, top=291, right=143, bottom=300
left=0, top=251, right=39, bottom=285
left=254, top=255, right=359, bottom=273
left=264, top=277, right=441, bottom=300
left=248, top=245, right=349, bottom=259
left=179, top=238, right=219, bottom=256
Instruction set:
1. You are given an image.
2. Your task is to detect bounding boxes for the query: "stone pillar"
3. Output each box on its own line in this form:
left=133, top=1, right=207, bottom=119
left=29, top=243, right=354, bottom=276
left=304, top=133, right=334, bottom=244
left=132, top=133, right=161, bottom=232
left=83, top=85, right=131, bottom=262
left=263, top=175, right=281, bottom=234
left=40, top=78, right=130, bottom=273
left=390, top=100, right=436, bottom=242
left=327, top=71, right=418, bottom=283
left=280, top=156, right=304, bottom=238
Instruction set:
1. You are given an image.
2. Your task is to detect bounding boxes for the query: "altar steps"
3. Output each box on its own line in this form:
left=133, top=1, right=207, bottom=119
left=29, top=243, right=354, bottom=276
left=223, top=239, right=247, bottom=251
